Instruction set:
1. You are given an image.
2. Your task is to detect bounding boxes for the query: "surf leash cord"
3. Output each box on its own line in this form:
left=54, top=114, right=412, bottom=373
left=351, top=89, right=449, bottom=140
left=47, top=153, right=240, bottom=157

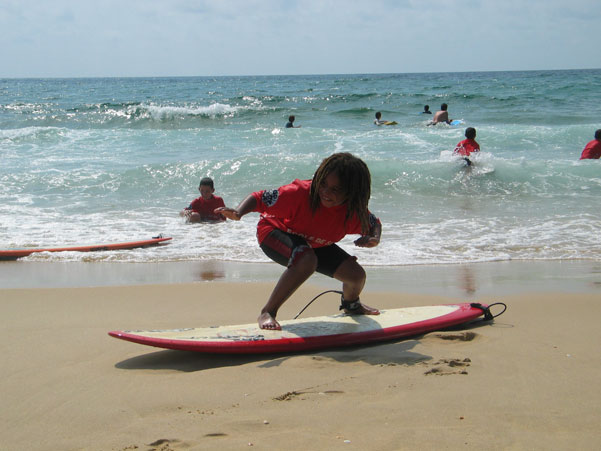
left=295, top=292, right=508, bottom=322
left=470, top=302, right=507, bottom=321
left=294, top=290, right=343, bottom=319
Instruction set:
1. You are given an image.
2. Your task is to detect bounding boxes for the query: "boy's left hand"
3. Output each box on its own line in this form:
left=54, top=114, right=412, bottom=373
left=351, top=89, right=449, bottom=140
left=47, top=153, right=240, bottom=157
left=354, top=236, right=379, bottom=248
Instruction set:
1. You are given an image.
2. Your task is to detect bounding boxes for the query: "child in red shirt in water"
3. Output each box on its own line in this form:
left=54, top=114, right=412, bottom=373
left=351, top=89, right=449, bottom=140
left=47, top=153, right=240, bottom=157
left=217, top=153, right=382, bottom=330
left=454, top=127, right=480, bottom=166
left=180, top=177, right=226, bottom=223
left=579, top=129, right=601, bottom=160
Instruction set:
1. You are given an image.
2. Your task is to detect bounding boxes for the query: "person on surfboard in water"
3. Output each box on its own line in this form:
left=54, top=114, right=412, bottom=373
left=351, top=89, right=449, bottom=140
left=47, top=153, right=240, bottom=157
left=579, top=129, right=601, bottom=160
left=454, top=127, right=480, bottom=166
left=374, top=111, right=397, bottom=126
left=429, top=103, right=452, bottom=125
left=216, top=152, right=382, bottom=330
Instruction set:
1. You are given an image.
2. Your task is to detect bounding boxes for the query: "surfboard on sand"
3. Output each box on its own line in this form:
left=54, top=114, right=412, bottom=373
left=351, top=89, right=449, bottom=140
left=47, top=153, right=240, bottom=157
left=109, top=302, right=491, bottom=354
left=0, top=236, right=172, bottom=260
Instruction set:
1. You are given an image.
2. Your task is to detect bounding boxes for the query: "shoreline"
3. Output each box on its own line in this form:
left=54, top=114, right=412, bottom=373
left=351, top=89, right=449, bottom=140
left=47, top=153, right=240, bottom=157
left=1, top=258, right=600, bottom=297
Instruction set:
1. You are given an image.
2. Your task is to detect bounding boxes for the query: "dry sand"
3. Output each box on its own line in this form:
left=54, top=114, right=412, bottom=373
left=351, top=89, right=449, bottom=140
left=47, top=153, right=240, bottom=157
left=2, top=270, right=601, bottom=450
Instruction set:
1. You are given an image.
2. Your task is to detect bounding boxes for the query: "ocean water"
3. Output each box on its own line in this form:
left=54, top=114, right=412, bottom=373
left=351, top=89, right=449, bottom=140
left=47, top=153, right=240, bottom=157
left=1, top=70, right=601, bottom=265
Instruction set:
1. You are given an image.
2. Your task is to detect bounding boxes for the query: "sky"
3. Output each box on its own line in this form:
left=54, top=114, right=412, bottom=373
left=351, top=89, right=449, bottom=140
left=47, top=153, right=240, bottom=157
left=1, top=0, right=600, bottom=78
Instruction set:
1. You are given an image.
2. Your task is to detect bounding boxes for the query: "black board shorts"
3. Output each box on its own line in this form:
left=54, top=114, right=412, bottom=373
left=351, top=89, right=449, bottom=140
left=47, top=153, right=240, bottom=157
left=260, top=229, right=351, bottom=278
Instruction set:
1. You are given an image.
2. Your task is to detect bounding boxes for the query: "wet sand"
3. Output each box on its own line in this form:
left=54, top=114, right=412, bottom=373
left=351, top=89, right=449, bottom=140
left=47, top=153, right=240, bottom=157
left=2, top=259, right=601, bottom=296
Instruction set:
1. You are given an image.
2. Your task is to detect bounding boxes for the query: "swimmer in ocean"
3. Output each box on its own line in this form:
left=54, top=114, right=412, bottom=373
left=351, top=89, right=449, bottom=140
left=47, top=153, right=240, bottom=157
left=428, top=103, right=452, bottom=125
left=454, top=127, right=480, bottom=166
left=285, top=115, right=301, bottom=128
left=579, top=129, right=601, bottom=160
left=374, top=111, right=397, bottom=126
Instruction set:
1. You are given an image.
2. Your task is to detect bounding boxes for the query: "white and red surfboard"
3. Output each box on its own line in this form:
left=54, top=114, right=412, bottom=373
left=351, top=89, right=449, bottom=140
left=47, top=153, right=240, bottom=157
left=109, top=303, right=489, bottom=354
left=0, top=236, right=172, bottom=260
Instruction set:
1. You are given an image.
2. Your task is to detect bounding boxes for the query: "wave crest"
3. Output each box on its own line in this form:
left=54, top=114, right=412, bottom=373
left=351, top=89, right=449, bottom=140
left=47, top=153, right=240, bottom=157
left=131, top=103, right=240, bottom=120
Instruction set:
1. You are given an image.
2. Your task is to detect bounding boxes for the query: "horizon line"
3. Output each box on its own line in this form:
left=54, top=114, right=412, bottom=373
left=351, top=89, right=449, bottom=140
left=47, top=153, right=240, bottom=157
left=2, top=67, right=600, bottom=81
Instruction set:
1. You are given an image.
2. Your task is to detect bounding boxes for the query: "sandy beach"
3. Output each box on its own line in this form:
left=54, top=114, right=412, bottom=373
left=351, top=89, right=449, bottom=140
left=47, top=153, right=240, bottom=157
left=2, top=261, right=601, bottom=450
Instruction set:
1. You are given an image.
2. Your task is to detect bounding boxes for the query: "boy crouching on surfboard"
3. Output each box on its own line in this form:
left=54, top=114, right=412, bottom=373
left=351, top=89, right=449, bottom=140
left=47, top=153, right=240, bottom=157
left=217, top=153, right=382, bottom=330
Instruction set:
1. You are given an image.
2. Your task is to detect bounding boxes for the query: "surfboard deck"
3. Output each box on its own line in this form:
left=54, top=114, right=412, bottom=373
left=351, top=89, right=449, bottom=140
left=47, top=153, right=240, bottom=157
left=109, top=303, right=488, bottom=354
left=0, top=236, right=172, bottom=260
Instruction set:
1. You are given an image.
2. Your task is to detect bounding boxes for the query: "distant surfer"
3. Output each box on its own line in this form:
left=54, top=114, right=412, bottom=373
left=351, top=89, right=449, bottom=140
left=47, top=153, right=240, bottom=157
left=421, top=105, right=432, bottom=114
left=454, top=127, right=480, bottom=166
left=579, top=129, right=601, bottom=160
left=217, top=153, right=382, bottom=330
left=428, top=103, right=452, bottom=125
left=180, top=177, right=226, bottom=223
left=374, top=111, right=397, bottom=126
left=285, top=115, right=301, bottom=128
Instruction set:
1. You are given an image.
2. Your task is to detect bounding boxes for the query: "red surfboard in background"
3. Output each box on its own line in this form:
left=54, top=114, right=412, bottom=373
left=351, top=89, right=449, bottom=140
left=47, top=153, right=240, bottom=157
left=0, top=236, right=172, bottom=260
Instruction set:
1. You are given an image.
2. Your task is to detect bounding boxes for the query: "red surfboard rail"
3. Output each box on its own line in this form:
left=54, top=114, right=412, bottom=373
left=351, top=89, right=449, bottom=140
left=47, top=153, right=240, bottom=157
left=0, top=236, right=172, bottom=260
left=109, top=303, right=489, bottom=354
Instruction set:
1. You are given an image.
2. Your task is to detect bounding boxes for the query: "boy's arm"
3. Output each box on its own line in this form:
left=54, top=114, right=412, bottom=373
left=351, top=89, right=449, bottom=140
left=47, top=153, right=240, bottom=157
left=215, top=194, right=257, bottom=221
left=354, top=214, right=381, bottom=248
left=180, top=201, right=193, bottom=217
left=215, top=197, right=227, bottom=221
left=181, top=198, right=198, bottom=216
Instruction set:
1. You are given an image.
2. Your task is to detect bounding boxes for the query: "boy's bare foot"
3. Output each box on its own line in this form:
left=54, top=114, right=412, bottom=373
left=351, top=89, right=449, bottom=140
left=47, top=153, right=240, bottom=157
left=258, top=312, right=281, bottom=330
left=344, top=302, right=380, bottom=316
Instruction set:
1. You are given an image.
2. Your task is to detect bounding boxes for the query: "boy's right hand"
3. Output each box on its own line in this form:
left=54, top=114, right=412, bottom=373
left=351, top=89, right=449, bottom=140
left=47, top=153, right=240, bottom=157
left=215, top=194, right=256, bottom=221
left=214, top=207, right=241, bottom=221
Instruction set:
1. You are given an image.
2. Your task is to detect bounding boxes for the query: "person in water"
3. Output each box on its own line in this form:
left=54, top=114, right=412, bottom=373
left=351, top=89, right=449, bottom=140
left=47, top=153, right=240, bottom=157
left=374, top=111, right=397, bottom=126
left=579, top=129, right=601, bottom=160
left=216, top=152, right=382, bottom=330
left=454, top=127, right=480, bottom=166
left=429, top=103, right=452, bottom=125
left=285, top=115, right=300, bottom=128
left=422, top=105, right=432, bottom=114
left=180, top=177, right=226, bottom=223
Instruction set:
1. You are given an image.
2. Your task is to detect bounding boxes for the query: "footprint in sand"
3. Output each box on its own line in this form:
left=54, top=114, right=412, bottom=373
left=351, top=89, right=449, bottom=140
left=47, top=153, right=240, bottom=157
left=421, top=332, right=476, bottom=375
left=273, top=389, right=345, bottom=401
left=424, top=358, right=472, bottom=376
left=432, top=331, right=477, bottom=341
left=146, top=438, right=188, bottom=450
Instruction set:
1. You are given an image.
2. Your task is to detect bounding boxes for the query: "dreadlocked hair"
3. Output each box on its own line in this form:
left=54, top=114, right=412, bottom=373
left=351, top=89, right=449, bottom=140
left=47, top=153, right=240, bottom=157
left=309, top=152, right=372, bottom=234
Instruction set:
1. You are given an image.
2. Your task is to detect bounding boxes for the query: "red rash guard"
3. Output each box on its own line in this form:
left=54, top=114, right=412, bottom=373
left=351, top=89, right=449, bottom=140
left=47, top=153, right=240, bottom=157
left=251, top=179, right=379, bottom=248
left=186, top=195, right=226, bottom=221
left=454, top=138, right=480, bottom=157
left=580, top=140, right=601, bottom=160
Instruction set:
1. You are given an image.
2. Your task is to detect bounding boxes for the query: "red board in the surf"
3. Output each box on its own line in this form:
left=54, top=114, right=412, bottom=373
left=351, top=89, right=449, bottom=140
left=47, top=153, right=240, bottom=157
left=0, top=236, right=172, bottom=260
left=109, top=303, right=487, bottom=354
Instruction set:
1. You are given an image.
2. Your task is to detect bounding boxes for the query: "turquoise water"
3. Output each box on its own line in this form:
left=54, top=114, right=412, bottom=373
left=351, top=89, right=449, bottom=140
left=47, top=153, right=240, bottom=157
left=1, top=70, right=601, bottom=264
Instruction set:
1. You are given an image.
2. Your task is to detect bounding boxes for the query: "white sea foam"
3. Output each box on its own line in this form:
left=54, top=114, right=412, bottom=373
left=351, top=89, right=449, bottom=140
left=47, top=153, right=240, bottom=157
left=0, top=126, right=63, bottom=141
left=140, top=103, right=241, bottom=119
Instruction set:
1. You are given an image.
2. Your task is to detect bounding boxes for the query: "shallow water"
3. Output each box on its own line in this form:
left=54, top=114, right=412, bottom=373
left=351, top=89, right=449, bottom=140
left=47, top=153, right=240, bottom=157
left=1, top=70, right=600, bottom=265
